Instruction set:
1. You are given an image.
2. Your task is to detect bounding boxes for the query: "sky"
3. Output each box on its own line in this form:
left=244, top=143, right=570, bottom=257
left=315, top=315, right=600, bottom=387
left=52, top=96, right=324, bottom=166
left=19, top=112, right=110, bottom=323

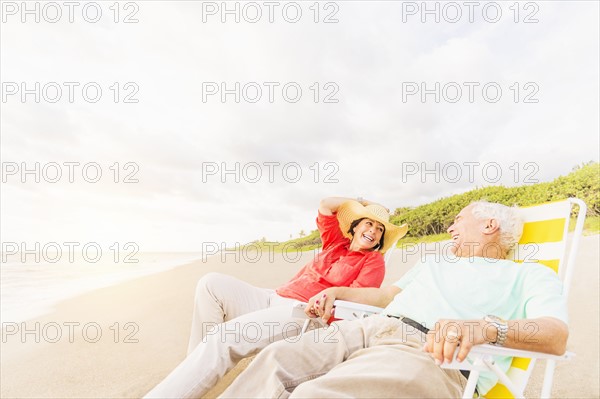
left=1, top=1, right=599, bottom=252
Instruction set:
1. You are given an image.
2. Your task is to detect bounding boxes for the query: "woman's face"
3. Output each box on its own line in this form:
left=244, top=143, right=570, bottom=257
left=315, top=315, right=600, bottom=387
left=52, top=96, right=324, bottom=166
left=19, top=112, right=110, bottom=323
left=351, top=218, right=385, bottom=251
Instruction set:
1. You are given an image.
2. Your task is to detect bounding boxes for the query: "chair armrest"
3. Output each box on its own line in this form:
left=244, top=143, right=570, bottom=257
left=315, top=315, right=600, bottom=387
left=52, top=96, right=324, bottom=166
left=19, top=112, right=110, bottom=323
left=468, top=344, right=574, bottom=361
left=291, top=301, right=310, bottom=319
left=442, top=344, right=574, bottom=372
left=333, top=300, right=384, bottom=320
left=293, top=300, right=384, bottom=324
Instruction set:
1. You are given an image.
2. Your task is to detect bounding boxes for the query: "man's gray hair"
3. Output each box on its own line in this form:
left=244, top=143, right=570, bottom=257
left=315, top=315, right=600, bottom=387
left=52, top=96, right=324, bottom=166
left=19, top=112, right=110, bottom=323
left=470, top=201, right=524, bottom=250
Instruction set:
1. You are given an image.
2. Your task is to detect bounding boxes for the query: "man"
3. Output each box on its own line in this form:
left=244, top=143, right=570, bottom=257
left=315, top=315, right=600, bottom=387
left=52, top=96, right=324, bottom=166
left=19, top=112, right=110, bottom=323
left=219, top=201, right=569, bottom=398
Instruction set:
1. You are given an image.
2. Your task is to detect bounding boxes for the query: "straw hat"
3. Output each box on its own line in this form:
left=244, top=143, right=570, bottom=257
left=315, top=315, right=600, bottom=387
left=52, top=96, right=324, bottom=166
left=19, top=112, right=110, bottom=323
left=336, top=200, right=408, bottom=254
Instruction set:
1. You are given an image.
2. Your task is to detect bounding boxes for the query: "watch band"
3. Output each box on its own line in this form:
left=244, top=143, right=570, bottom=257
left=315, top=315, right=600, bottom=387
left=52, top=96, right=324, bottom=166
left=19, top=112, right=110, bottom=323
left=484, top=315, right=508, bottom=346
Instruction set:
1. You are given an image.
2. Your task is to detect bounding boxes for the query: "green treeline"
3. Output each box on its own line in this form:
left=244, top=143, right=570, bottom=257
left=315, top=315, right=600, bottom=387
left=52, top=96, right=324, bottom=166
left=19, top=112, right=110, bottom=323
left=391, top=162, right=599, bottom=238
left=247, top=162, right=600, bottom=251
left=276, top=162, right=598, bottom=250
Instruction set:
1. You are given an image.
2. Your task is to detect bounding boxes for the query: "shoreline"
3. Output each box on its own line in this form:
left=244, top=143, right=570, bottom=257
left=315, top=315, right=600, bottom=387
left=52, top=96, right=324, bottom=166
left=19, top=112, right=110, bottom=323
left=1, top=236, right=599, bottom=398
left=0, top=252, right=205, bottom=325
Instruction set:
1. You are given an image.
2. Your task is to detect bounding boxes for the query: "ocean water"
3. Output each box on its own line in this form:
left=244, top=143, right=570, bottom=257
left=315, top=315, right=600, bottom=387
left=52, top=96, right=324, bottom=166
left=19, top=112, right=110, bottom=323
left=0, top=252, right=203, bottom=323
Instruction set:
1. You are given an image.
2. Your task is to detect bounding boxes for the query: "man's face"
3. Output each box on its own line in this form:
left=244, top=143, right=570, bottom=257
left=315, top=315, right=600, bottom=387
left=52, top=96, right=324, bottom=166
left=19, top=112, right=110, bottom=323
left=351, top=218, right=385, bottom=251
left=447, top=205, right=487, bottom=257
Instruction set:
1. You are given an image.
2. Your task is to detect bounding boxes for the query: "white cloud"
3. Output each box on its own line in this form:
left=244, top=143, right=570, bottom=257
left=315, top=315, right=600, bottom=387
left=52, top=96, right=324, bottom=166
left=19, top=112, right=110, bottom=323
left=1, top=1, right=598, bottom=250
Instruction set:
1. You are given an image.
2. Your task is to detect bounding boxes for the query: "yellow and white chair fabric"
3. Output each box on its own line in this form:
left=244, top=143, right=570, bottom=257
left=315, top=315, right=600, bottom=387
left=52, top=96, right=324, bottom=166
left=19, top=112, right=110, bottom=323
left=443, top=198, right=586, bottom=399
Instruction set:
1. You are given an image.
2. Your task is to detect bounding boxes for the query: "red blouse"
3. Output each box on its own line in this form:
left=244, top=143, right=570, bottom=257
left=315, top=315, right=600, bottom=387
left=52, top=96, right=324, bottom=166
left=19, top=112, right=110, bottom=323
left=276, top=212, right=385, bottom=302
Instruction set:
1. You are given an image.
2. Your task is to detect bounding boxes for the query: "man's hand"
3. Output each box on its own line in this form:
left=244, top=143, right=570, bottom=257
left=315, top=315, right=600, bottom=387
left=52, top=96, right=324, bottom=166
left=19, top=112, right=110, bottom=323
left=424, top=319, right=494, bottom=364
left=424, top=317, right=568, bottom=364
left=305, top=288, right=338, bottom=322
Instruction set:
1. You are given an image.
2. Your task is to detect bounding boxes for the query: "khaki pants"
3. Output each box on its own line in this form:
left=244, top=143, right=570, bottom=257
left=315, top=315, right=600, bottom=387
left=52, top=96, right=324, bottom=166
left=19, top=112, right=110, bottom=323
left=145, top=273, right=303, bottom=399
left=187, top=272, right=297, bottom=354
left=220, top=316, right=467, bottom=398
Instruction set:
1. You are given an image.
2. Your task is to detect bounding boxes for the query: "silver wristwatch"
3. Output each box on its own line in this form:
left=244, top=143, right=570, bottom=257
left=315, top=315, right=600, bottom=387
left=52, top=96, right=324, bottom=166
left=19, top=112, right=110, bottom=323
left=484, top=315, right=508, bottom=346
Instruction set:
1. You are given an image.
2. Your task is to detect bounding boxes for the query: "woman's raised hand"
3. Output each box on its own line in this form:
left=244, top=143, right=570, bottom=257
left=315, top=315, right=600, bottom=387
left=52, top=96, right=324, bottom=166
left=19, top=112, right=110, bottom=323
left=359, top=198, right=390, bottom=213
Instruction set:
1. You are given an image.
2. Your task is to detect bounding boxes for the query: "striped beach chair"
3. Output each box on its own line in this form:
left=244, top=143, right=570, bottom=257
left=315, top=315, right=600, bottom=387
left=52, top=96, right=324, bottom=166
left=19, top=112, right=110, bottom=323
left=442, top=198, right=587, bottom=398
left=333, top=198, right=587, bottom=398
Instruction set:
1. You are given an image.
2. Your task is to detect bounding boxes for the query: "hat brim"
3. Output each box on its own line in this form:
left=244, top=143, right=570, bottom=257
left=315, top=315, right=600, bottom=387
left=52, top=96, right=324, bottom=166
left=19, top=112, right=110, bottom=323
left=336, top=200, right=408, bottom=254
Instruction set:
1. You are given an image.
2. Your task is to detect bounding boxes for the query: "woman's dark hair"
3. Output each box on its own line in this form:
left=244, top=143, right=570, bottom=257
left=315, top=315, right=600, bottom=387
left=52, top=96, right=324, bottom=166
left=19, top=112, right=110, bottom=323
left=347, top=217, right=386, bottom=251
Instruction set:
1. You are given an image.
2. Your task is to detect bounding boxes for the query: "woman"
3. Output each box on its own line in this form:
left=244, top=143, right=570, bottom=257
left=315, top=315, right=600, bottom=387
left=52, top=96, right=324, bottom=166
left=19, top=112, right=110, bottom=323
left=146, top=197, right=407, bottom=399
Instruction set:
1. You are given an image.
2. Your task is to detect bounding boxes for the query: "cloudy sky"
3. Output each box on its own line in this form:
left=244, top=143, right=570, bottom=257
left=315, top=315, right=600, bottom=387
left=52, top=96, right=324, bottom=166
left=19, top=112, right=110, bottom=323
left=1, top=1, right=598, bottom=251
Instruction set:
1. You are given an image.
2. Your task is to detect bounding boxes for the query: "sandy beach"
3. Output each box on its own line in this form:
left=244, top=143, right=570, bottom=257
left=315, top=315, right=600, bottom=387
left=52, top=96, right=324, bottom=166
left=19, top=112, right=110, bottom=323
left=1, top=235, right=599, bottom=399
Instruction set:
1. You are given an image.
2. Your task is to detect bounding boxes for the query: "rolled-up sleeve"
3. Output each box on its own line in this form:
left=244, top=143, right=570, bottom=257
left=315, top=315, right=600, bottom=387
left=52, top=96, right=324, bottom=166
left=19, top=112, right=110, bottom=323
left=523, top=265, right=569, bottom=323
left=317, top=211, right=347, bottom=250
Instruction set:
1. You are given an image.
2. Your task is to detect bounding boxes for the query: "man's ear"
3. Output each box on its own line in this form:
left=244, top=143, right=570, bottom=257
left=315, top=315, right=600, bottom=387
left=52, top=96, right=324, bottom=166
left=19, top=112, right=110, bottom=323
left=483, top=218, right=501, bottom=235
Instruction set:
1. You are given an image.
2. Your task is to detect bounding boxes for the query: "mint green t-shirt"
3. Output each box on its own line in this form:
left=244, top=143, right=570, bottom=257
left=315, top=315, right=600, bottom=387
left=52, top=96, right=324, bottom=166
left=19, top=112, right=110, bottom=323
left=384, top=255, right=567, bottom=395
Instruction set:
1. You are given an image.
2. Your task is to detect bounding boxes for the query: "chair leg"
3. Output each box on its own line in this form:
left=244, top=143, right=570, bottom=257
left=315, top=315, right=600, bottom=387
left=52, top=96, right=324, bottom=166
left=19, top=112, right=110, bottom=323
left=541, top=359, right=556, bottom=398
left=462, top=369, right=480, bottom=398
left=301, top=319, right=311, bottom=334
left=483, top=358, right=525, bottom=398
